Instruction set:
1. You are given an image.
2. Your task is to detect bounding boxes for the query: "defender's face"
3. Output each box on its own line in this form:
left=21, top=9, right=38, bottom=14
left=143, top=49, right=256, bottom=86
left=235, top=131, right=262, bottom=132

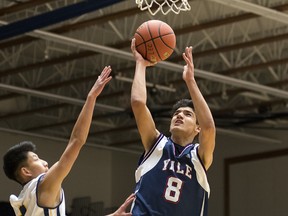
left=169, top=107, right=198, bottom=136
left=24, top=152, right=49, bottom=177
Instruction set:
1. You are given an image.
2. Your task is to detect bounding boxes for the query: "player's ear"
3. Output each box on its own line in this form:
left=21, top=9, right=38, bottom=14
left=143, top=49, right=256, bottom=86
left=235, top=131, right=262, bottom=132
left=20, top=167, right=32, bottom=177
left=195, top=125, right=201, bottom=133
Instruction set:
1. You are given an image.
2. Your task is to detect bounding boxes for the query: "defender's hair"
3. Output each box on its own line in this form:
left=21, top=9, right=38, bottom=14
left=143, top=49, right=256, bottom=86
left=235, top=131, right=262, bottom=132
left=171, top=99, right=194, bottom=117
left=3, top=141, right=37, bottom=184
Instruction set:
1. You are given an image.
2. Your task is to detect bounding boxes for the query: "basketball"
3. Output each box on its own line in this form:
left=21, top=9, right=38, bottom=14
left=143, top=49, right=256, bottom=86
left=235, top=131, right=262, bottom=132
left=134, top=20, right=176, bottom=63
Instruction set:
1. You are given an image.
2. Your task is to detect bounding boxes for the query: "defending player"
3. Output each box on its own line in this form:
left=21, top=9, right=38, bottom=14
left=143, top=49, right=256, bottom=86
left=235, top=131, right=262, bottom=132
left=130, top=38, right=216, bottom=215
left=3, top=66, right=134, bottom=216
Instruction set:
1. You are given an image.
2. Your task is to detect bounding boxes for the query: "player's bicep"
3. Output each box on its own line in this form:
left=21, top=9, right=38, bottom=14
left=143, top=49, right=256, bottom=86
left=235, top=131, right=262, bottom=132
left=48, top=143, right=80, bottom=182
left=37, top=168, right=62, bottom=207
left=198, top=128, right=216, bottom=170
left=38, top=144, right=80, bottom=206
left=132, top=104, right=159, bottom=152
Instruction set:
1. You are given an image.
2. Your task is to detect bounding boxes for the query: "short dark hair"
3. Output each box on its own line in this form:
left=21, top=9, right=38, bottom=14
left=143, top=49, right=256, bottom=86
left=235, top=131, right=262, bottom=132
left=3, top=141, right=37, bottom=184
left=171, top=99, right=194, bottom=117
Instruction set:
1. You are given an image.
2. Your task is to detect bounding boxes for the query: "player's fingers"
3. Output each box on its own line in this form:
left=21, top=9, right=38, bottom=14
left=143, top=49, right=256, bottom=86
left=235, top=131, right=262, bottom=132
left=102, top=76, right=112, bottom=85
left=101, top=66, right=112, bottom=78
left=182, top=52, right=189, bottom=63
left=148, top=61, right=157, bottom=67
left=99, top=67, right=108, bottom=79
left=117, top=194, right=135, bottom=212
left=103, top=69, right=112, bottom=80
left=122, top=194, right=135, bottom=208
left=125, top=193, right=135, bottom=200
left=189, top=46, right=193, bottom=61
left=131, top=38, right=136, bottom=51
left=99, top=72, right=112, bottom=85
left=185, top=46, right=189, bottom=56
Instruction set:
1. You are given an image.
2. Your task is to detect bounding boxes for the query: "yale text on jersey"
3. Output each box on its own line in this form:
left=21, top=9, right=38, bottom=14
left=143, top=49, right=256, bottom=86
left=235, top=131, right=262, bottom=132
left=162, top=159, right=192, bottom=179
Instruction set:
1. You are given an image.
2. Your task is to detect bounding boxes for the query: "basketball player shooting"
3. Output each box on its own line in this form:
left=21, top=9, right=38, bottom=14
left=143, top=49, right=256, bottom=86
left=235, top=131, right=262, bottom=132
left=3, top=66, right=134, bottom=216
left=130, top=37, right=216, bottom=216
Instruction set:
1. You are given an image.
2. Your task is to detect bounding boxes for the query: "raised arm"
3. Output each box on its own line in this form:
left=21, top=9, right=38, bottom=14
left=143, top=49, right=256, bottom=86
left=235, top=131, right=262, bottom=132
left=130, top=38, right=159, bottom=153
left=182, top=47, right=216, bottom=170
left=38, top=66, right=112, bottom=207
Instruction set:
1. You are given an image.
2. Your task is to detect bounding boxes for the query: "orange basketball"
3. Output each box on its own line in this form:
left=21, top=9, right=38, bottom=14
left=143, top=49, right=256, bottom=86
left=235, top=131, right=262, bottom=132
left=134, top=20, right=176, bottom=63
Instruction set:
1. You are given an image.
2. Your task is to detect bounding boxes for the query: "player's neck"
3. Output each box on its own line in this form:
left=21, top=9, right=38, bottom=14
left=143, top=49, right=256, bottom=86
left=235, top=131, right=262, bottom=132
left=170, top=134, right=194, bottom=147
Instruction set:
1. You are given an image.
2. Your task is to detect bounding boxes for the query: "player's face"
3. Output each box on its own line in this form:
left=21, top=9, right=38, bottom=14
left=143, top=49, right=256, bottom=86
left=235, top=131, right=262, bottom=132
left=23, top=152, right=49, bottom=178
left=169, top=107, right=198, bottom=136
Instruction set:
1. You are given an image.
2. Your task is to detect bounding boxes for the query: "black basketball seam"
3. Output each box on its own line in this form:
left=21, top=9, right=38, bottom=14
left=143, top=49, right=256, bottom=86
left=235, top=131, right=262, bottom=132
left=158, top=22, right=175, bottom=60
left=136, top=32, right=174, bottom=46
left=160, top=34, right=175, bottom=50
left=135, top=22, right=174, bottom=46
left=160, top=26, right=175, bottom=54
left=147, top=21, right=161, bottom=61
left=135, top=21, right=175, bottom=61
left=135, top=31, right=147, bottom=57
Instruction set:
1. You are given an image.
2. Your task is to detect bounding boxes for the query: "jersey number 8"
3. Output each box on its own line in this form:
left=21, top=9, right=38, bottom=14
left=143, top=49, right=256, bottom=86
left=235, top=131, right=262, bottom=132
left=164, top=177, right=183, bottom=203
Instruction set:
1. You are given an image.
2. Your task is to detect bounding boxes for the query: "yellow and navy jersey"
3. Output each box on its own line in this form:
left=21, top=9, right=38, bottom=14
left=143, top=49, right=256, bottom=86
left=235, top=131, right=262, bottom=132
left=131, top=133, right=210, bottom=216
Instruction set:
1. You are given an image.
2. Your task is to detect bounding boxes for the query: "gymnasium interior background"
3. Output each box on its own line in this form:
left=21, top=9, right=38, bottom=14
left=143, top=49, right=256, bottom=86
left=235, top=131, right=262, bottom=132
left=0, top=1, right=287, bottom=216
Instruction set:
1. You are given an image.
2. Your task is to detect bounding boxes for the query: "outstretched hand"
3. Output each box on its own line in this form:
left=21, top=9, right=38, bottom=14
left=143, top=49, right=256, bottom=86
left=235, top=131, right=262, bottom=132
left=89, top=66, right=112, bottom=98
left=131, top=38, right=156, bottom=67
left=107, top=193, right=135, bottom=216
left=182, top=46, right=195, bottom=82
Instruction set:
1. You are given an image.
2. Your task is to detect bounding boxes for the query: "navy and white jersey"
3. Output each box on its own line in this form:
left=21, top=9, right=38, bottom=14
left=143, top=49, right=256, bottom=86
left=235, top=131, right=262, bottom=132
left=10, top=174, right=66, bottom=216
left=131, top=133, right=210, bottom=216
